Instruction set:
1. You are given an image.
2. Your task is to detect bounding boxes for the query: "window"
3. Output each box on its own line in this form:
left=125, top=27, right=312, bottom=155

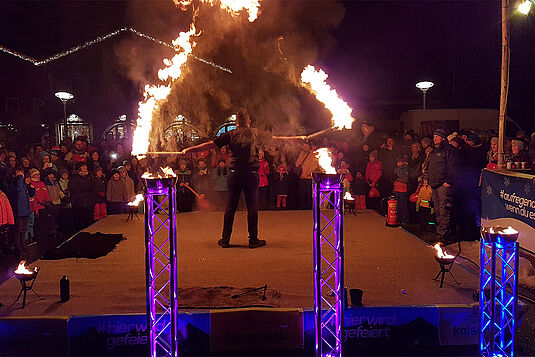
left=32, top=97, right=45, bottom=113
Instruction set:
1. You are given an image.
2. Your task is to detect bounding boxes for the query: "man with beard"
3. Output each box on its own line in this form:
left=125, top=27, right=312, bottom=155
left=427, top=129, right=460, bottom=244
left=180, top=110, right=304, bottom=248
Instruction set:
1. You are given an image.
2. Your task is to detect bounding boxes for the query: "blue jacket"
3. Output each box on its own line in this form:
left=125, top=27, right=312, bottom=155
left=7, top=175, right=34, bottom=218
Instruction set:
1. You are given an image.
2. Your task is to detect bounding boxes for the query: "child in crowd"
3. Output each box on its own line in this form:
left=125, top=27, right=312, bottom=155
left=193, top=158, right=211, bottom=198
left=93, top=167, right=107, bottom=221
left=106, top=169, right=127, bottom=215
left=274, top=164, right=289, bottom=209
left=213, top=159, right=228, bottom=211
left=258, top=150, right=270, bottom=210
left=25, top=173, right=36, bottom=244
left=29, top=168, right=51, bottom=240
left=118, top=166, right=135, bottom=203
left=176, top=159, right=194, bottom=212
left=393, top=156, right=409, bottom=224
left=416, top=177, right=433, bottom=231
left=337, top=160, right=353, bottom=195
left=351, top=172, right=368, bottom=210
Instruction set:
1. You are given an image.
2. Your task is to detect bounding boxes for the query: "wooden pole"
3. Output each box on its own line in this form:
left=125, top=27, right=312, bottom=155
left=498, top=0, right=510, bottom=169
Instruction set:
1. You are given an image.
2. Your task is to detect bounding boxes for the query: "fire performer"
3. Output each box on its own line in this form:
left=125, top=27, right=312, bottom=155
left=180, top=110, right=307, bottom=248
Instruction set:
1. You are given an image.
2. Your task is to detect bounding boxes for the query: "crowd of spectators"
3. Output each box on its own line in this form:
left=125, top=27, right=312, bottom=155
left=2, top=124, right=535, bottom=257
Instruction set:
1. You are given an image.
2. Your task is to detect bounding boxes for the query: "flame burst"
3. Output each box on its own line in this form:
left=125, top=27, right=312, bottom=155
left=141, top=166, right=178, bottom=179
left=175, top=0, right=261, bottom=22
left=343, top=192, right=354, bottom=200
left=15, top=261, right=36, bottom=275
left=131, top=24, right=197, bottom=158
left=433, top=243, right=455, bottom=260
left=315, top=148, right=336, bottom=174
left=128, top=194, right=145, bottom=207
left=301, top=65, right=355, bottom=130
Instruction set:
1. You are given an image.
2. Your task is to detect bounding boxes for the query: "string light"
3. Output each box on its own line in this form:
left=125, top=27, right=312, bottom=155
left=0, top=27, right=232, bottom=73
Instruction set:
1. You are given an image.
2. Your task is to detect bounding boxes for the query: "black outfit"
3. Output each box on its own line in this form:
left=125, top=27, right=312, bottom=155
left=213, top=127, right=271, bottom=243
left=69, top=173, right=95, bottom=231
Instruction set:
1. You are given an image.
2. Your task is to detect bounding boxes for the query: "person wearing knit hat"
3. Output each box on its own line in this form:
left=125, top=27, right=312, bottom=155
left=420, top=137, right=432, bottom=150
left=510, top=139, right=531, bottom=169
left=428, top=126, right=460, bottom=244
left=449, top=136, right=465, bottom=149
left=447, top=132, right=458, bottom=142
left=433, top=129, right=448, bottom=141
left=466, top=134, right=481, bottom=147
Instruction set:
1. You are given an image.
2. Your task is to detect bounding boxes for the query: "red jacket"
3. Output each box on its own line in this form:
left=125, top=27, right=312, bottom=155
left=30, top=180, right=51, bottom=212
left=259, top=159, right=270, bottom=187
left=365, top=161, right=383, bottom=187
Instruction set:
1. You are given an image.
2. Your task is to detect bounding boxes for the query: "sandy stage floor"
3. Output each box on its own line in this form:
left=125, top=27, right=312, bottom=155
left=0, top=210, right=479, bottom=317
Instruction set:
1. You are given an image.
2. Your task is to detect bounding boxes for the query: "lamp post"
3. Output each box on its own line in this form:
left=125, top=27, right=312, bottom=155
left=54, top=91, right=74, bottom=142
left=416, top=81, right=434, bottom=110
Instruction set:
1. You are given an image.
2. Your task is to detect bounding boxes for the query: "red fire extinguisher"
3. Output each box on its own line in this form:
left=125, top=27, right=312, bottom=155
left=386, top=195, right=399, bottom=227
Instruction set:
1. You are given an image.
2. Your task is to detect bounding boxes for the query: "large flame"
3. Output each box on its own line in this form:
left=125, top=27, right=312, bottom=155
left=343, top=192, right=354, bottom=201
left=128, top=194, right=145, bottom=207
left=433, top=243, right=455, bottom=260
left=175, top=0, right=261, bottom=22
left=131, top=25, right=197, bottom=158
left=314, top=148, right=336, bottom=174
left=14, top=261, right=36, bottom=275
left=489, top=226, right=518, bottom=235
left=141, top=166, right=178, bottom=179
left=301, top=65, right=355, bottom=130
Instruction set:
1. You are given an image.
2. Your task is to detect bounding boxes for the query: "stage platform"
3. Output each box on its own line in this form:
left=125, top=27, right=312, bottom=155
left=0, top=210, right=479, bottom=316
left=0, top=210, right=486, bottom=355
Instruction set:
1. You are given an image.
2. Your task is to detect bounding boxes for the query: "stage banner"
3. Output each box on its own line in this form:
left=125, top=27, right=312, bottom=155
left=210, top=308, right=303, bottom=352
left=481, top=169, right=535, bottom=252
left=0, top=316, right=68, bottom=355
left=303, top=306, right=440, bottom=354
left=437, top=304, right=479, bottom=345
left=68, top=312, right=209, bottom=356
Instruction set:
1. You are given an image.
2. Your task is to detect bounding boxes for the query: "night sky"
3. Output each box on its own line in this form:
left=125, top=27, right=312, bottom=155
left=1, top=0, right=534, bottom=133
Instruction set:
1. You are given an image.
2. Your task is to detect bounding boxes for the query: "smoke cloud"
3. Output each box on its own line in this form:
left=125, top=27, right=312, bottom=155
left=121, top=0, right=345, bottom=152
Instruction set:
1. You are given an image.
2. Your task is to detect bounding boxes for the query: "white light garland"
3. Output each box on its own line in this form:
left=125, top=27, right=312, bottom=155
left=0, top=27, right=232, bottom=73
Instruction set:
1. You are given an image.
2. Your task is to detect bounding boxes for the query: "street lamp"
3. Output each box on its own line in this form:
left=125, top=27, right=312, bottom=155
left=416, top=81, right=434, bottom=110
left=55, top=91, right=74, bottom=142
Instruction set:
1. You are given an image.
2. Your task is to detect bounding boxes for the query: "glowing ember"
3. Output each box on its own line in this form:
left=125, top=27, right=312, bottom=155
left=175, top=0, right=261, bottom=22
left=314, top=148, right=336, bottom=174
left=300, top=65, right=355, bottom=130
left=433, top=243, right=455, bottom=260
left=131, top=24, right=197, bottom=158
left=128, top=194, right=145, bottom=207
left=14, top=261, right=36, bottom=275
left=489, top=226, right=518, bottom=235
left=142, top=167, right=178, bottom=179
left=343, top=192, right=354, bottom=200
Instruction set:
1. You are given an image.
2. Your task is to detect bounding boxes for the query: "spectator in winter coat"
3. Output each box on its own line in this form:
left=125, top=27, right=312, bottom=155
left=93, top=167, right=107, bottom=221
left=106, top=169, right=127, bottom=215
left=295, top=142, right=319, bottom=209
left=365, top=150, right=382, bottom=190
left=258, top=150, right=270, bottom=209
left=487, top=136, right=499, bottom=168
left=213, top=159, right=228, bottom=210
left=8, top=171, right=34, bottom=253
left=65, top=138, right=89, bottom=166
left=29, top=169, right=51, bottom=213
left=393, top=156, right=410, bottom=224
left=427, top=129, right=460, bottom=243
left=69, top=162, right=95, bottom=231
left=176, top=159, right=194, bottom=212
left=273, top=164, right=289, bottom=209
left=118, top=166, right=135, bottom=202
left=510, top=139, right=531, bottom=169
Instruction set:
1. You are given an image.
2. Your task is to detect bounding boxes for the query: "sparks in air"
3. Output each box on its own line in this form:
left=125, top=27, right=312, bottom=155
left=315, top=148, right=336, bottom=174
left=301, top=65, right=355, bottom=130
